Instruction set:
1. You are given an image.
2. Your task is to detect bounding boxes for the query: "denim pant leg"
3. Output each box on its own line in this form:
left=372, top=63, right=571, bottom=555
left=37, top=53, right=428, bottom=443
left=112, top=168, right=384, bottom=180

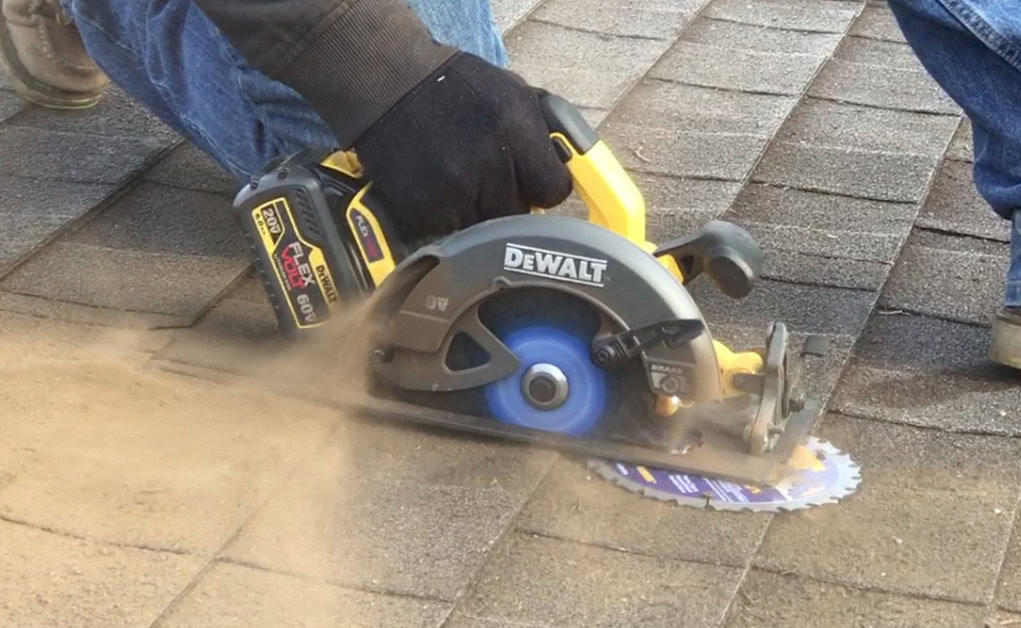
left=58, top=0, right=507, bottom=182
left=887, top=0, right=1021, bottom=306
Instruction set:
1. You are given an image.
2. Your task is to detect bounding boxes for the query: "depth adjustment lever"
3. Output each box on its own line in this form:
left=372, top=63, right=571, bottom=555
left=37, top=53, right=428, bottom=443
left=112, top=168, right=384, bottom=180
left=591, top=319, right=704, bottom=369
left=654, top=220, right=764, bottom=299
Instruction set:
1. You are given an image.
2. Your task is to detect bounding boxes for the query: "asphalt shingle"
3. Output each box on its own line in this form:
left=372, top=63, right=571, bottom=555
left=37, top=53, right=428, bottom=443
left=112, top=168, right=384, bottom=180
left=775, top=97, right=959, bottom=155
left=607, top=79, right=796, bottom=136
left=752, top=140, right=936, bottom=203
left=0, top=175, right=115, bottom=277
left=829, top=313, right=1021, bottom=435
left=0, top=125, right=167, bottom=185
left=506, top=20, right=667, bottom=109
left=650, top=42, right=825, bottom=96
left=530, top=0, right=706, bottom=40
left=602, top=125, right=768, bottom=180
left=447, top=532, right=743, bottom=627
left=687, top=278, right=875, bottom=337
left=492, top=0, right=543, bottom=32
left=948, top=117, right=974, bottom=162
left=724, top=570, right=988, bottom=627
left=916, top=159, right=1009, bottom=242
left=702, top=0, right=861, bottom=33
left=515, top=456, right=773, bottom=567
left=683, top=17, right=842, bottom=54
left=221, top=431, right=530, bottom=601
left=754, top=414, right=1021, bottom=604
left=834, top=34, right=922, bottom=69
left=849, top=1, right=907, bottom=43
left=8, top=87, right=177, bottom=143
left=161, top=561, right=450, bottom=627
left=0, top=241, right=248, bottom=325
left=0, top=89, right=24, bottom=124
left=879, top=230, right=1008, bottom=325
left=1001, top=526, right=1021, bottom=612
left=0, top=370, right=337, bottom=553
left=728, top=183, right=917, bottom=235
left=143, top=141, right=238, bottom=196
left=740, top=222, right=893, bottom=290
left=809, top=57, right=960, bottom=114
left=0, top=520, right=203, bottom=628
left=66, top=182, right=246, bottom=257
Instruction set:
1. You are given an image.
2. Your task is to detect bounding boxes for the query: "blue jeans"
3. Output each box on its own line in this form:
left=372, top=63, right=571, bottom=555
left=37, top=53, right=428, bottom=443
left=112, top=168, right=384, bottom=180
left=58, top=0, right=507, bottom=181
left=888, top=0, right=1021, bottom=307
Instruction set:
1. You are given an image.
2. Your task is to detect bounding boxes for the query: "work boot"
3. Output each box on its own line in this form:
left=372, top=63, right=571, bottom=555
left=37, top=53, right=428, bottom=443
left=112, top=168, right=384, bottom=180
left=0, top=0, right=108, bottom=109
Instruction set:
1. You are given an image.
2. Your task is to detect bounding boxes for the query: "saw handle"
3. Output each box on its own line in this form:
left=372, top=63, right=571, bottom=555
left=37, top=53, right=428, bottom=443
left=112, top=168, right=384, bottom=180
left=538, top=93, right=648, bottom=245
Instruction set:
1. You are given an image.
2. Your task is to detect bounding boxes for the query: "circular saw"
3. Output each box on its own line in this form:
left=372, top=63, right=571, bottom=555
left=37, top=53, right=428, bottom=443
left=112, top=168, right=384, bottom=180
left=227, top=90, right=861, bottom=495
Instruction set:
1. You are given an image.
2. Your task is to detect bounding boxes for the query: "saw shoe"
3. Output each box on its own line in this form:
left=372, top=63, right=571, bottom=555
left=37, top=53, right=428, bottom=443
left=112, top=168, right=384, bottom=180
left=0, top=0, right=108, bottom=109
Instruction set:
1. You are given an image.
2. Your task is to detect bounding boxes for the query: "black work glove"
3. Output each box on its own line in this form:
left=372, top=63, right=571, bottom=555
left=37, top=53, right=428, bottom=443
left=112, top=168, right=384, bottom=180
left=352, top=52, right=574, bottom=239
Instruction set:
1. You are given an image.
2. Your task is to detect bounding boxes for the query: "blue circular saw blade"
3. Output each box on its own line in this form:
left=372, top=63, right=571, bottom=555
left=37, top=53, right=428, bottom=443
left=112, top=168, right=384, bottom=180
left=587, top=437, right=861, bottom=512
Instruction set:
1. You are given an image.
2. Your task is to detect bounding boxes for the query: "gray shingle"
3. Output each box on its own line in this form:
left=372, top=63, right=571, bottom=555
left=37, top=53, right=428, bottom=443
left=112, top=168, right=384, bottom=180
left=829, top=313, right=1021, bottom=435
left=879, top=230, right=1008, bottom=325
left=743, top=223, right=893, bottom=290
left=728, top=183, right=917, bottom=235
left=683, top=17, right=842, bottom=54
left=609, top=79, right=795, bottom=136
left=0, top=241, right=248, bottom=321
left=506, top=21, right=667, bottom=108
left=0, top=89, right=24, bottom=124
left=603, top=124, right=768, bottom=180
left=516, top=456, right=773, bottom=567
left=687, top=277, right=875, bottom=337
left=1002, top=529, right=1021, bottom=612
left=849, top=2, right=906, bottom=42
left=0, top=174, right=115, bottom=276
left=0, top=289, right=184, bottom=328
left=0, top=125, right=167, bottom=184
left=0, top=520, right=203, bottom=628
left=492, top=0, right=543, bottom=32
left=726, top=570, right=988, bottom=627
left=752, top=141, right=937, bottom=203
left=776, top=98, right=959, bottom=155
left=9, top=86, right=177, bottom=143
left=703, top=0, right=861, bottom=33
left=650, top=42, right=825, bottom=96
left=449, top=532, right=743, bottom=627
left=530, top=0, right=706, bottom=39
left=916, top=159, right=1009, bottom=242
left=947, top=117, right=973, bottom=162
left=161, top=562, right=451, bottom=628
left=809, top=58, right=960, bottom=114
left=67, top=182, right=247, bottom=257
left=222, top=444, right=524, bottom=601
left=834, top=35, right=922, bottom=69
left=143, top=141, right=237, bottom=195
left=754, top=414, right=1021, bottom=603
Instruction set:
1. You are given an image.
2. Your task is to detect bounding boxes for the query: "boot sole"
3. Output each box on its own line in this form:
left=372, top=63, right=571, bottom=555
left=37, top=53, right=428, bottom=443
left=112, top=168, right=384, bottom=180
left=989, top=310, right=1021, bottom=370
left=0, top=12, right=103, bottom=110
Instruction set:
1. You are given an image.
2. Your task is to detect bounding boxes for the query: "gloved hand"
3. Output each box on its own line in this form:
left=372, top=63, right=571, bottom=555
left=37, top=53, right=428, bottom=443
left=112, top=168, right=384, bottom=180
left=352, top=52, right=574, bottom=239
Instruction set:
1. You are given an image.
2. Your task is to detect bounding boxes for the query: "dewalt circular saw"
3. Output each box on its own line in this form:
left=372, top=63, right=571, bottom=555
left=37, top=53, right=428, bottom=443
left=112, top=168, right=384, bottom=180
left=229, top=93, right=859, bottom=507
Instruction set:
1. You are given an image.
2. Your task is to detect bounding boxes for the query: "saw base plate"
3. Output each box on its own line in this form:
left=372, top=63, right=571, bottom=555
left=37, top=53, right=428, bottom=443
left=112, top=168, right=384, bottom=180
left=587, top=437, right=860, bottom=512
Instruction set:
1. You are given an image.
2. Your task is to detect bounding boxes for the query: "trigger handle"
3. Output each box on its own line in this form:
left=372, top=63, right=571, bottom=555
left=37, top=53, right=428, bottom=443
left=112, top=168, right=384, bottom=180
left=539, top=93, right=598, bottom=160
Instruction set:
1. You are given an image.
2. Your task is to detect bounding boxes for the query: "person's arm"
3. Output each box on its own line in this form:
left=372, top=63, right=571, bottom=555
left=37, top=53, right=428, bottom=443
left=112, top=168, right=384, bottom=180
left=193, top=0, right=573, bottom=241
left=192, top=0, right=454, bottom=147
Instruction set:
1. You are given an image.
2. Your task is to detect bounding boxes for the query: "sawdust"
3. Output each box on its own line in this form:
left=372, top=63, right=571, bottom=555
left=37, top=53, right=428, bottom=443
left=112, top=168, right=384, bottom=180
left=0, top=301, right=395, bottom=625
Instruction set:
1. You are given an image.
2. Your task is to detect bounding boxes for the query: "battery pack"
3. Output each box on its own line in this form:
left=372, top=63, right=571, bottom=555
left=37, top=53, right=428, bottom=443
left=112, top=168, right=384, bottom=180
left=231, top=149, right=400, bottom=338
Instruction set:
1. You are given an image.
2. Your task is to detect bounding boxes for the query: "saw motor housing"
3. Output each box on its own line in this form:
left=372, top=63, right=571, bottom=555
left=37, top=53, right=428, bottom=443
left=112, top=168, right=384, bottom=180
left=230, top=94, right=819, bottom=486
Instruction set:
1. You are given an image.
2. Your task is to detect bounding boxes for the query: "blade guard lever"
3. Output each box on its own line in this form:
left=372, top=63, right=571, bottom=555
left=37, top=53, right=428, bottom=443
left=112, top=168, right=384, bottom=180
left=654, top=220, right=764, bottom=299
left=591, top=319, right=705, bottom=369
